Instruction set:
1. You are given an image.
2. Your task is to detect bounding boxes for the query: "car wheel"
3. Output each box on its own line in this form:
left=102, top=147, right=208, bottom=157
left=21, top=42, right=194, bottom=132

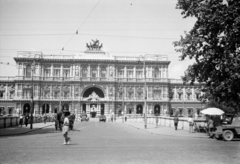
left=223, top=130, right=234, bottom=141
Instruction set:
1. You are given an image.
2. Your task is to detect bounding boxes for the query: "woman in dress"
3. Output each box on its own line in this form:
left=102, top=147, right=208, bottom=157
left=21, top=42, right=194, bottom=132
left=62, top=111, right=71, bottom=145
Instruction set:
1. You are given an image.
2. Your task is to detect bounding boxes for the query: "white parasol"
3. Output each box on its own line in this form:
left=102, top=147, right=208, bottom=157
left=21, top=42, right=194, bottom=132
left=200, top=107, right=224, bottom=115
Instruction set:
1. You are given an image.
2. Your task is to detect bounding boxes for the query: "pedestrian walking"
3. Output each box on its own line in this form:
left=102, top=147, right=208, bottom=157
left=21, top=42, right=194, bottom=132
left=19, top=114, right=23, bottom=127
left=188, top=115, right=194, bottom=133
left=57, top=111, right=63, bottom=130
left=62, top=110, right=71, bottom=145
left=207, top=117, right=214, bottom=138
left=173, top=115, right=179, bottom=130
left=69, top=113, right=75, bottom=130
left=24, top=113, right=29, bottom=127
left=43, top=113, right=47, bottom=124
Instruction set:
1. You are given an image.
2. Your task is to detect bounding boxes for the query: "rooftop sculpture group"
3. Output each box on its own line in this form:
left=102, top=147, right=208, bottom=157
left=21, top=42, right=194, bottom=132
left=86, top=39, right=103, bottom=51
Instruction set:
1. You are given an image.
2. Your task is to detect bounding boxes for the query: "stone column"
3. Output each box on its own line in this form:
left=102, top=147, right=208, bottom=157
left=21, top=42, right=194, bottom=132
left=88, top=65, right=90, bottom=77
left=51, top=64, right=53, bottom=77
left=50, top=103, right=52, bottom=113
left=133, top=66, right=136, bottom=79
left=124, top=66, right=127, bottom=78
left=70, top=64, right=72, bottom=78
left=98, top=65, right=100, bottom=78
left=60, top=64, right=63, bottom=78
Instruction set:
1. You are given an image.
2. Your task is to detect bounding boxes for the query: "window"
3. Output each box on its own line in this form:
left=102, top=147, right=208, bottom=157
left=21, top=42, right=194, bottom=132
left=136, top=70, right=143, bottom=78
left=127, top=70, right=133, bottom=78
left=118, top=70, right=124, bottom=78
left=153, top=68, right=160, bottom=78
left=196, top=93, right=200, bottom=100
left=82, top=67, right=88, bottom=77
left=26, top=65, right=32, bottom=78
left=8, top=107, right=14, bottom=115
left=178, top=93, right=183, bottom=100
left=54, top=92, right=60, bottom=98
left=137, top=92, right=142, bottom=99
left=0, top=92, right=3, bottom=99
left=44, top=91, right=50, bottom=98
left=53, top=69, right=60, bottom=77
left=153, top=91, right=161, bottom=99
left=63, top=69, right=70, bottom=77
left=91, top=67, right=97, bottom=78
left=188, top=108, right=193, bottom=116
left=0, top=107, right=4, bottom=115
left=128, top=92, right=134, bottom=100
left=44, top=69, right=51, bottom=77
left=119, top=92, right=123, bottom=99
left=64, top=92, right=69, bottom=99
left=179, top=108, right=183, bottom=116
left=147, top=68, right=151, bottom=78
left=101, top=67, right=107, bottom=78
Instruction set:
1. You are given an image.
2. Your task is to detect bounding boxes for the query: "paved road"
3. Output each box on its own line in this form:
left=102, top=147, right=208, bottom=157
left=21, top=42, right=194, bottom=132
left=0, top=119, right=239, bottom=164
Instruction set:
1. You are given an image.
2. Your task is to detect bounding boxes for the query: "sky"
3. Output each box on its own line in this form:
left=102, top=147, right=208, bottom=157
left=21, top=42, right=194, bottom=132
left=0, top=0, right=196, bottom=79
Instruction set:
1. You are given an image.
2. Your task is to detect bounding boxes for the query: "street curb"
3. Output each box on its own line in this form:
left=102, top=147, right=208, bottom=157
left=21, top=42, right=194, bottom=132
left=0, top=124, right=55, bottom=137
left=117, top=122, right=209, bottom=139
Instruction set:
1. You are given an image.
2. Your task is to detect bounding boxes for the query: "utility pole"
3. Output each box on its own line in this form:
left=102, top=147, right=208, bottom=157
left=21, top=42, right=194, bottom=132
left=30, top=53, right=43, bottom=129
left=138, top=54, right=167, bottom=129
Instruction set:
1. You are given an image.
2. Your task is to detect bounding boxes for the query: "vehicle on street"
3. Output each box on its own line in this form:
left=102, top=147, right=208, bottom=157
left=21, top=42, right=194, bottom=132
left=80, top=113, right=89, bottom=122
left=213, top=115, right=240, bottom=141
left=99, top=115, right=106, bottom=122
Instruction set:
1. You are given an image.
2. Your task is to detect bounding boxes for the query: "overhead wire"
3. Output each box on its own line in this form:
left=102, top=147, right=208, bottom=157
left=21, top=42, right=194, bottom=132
left=60, top=0, right=102, bottom=52
left=0, top=33, right=178, bottom=40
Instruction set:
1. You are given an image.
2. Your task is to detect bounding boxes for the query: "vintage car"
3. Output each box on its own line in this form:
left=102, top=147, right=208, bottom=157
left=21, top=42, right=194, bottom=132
left=99, top=115, right=106, bottom=122
left=80, top=113, right=89, bottom=122
left=213, top=115, right=240, bottom=141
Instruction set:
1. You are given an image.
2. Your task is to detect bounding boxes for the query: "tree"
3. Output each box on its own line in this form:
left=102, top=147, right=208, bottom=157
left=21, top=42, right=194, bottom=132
left=173, top=0, right=240, bottom=114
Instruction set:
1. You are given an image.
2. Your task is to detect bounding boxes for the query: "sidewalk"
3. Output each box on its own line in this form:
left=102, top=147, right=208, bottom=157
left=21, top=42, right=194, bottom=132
left=0, top=122, right=54, bottom=136
left=116, top=119, right=209, bottom=139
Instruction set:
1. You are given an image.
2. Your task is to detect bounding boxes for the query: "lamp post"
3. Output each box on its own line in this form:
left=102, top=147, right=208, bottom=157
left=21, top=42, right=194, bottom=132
left=30, top=53, right=43, bottom=129
left=138, top=54, right=167, bottom=129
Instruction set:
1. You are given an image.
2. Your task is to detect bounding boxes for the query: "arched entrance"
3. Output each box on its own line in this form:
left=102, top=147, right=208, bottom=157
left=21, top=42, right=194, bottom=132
left=82, top=86, right=105, bottom=116
left=42, top=104, right=50, bottom=114
left=136, top=104, right=143, bottom=114
left=83, top=87, right=104, bottom=98
left=23, top=103, right=31, bottom=115
left=154, top=104, right=160, bottom=116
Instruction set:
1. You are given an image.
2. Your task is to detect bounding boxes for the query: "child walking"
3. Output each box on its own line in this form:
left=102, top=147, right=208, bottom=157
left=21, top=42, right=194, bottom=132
left=62, top=111, right=71, bottom=145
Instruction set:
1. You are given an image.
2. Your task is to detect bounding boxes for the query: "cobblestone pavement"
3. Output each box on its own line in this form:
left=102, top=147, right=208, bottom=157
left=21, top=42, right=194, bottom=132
left=0, top=119, right=239, bottom=164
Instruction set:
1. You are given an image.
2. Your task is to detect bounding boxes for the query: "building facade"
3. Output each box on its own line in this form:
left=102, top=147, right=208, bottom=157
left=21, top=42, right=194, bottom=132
left=0, top=48, right=203, bottom=117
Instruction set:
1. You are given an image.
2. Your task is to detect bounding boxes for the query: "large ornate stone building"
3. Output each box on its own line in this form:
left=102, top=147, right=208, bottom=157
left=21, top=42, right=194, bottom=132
left=0, top=44, right=203, bottom=117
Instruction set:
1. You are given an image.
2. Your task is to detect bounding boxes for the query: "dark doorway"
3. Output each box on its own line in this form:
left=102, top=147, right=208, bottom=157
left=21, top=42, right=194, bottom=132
left=23, top=103, right=31, bottom=115
left=62, top=104, right=69, bottom=111
left=82, top=104, right=86, bottom=113
left=154, top=104, right=160, bottom=116
left=136, top=104, right=143, bottom=114
left=90, top=104, right=97, bottom=118
left=54, top=107, right=58, bottom=113
left=42, top=104, right=50, bottom=114
left=128, top=108, right=132, bottom=114
left=101, top=104, right=104, bottom=115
